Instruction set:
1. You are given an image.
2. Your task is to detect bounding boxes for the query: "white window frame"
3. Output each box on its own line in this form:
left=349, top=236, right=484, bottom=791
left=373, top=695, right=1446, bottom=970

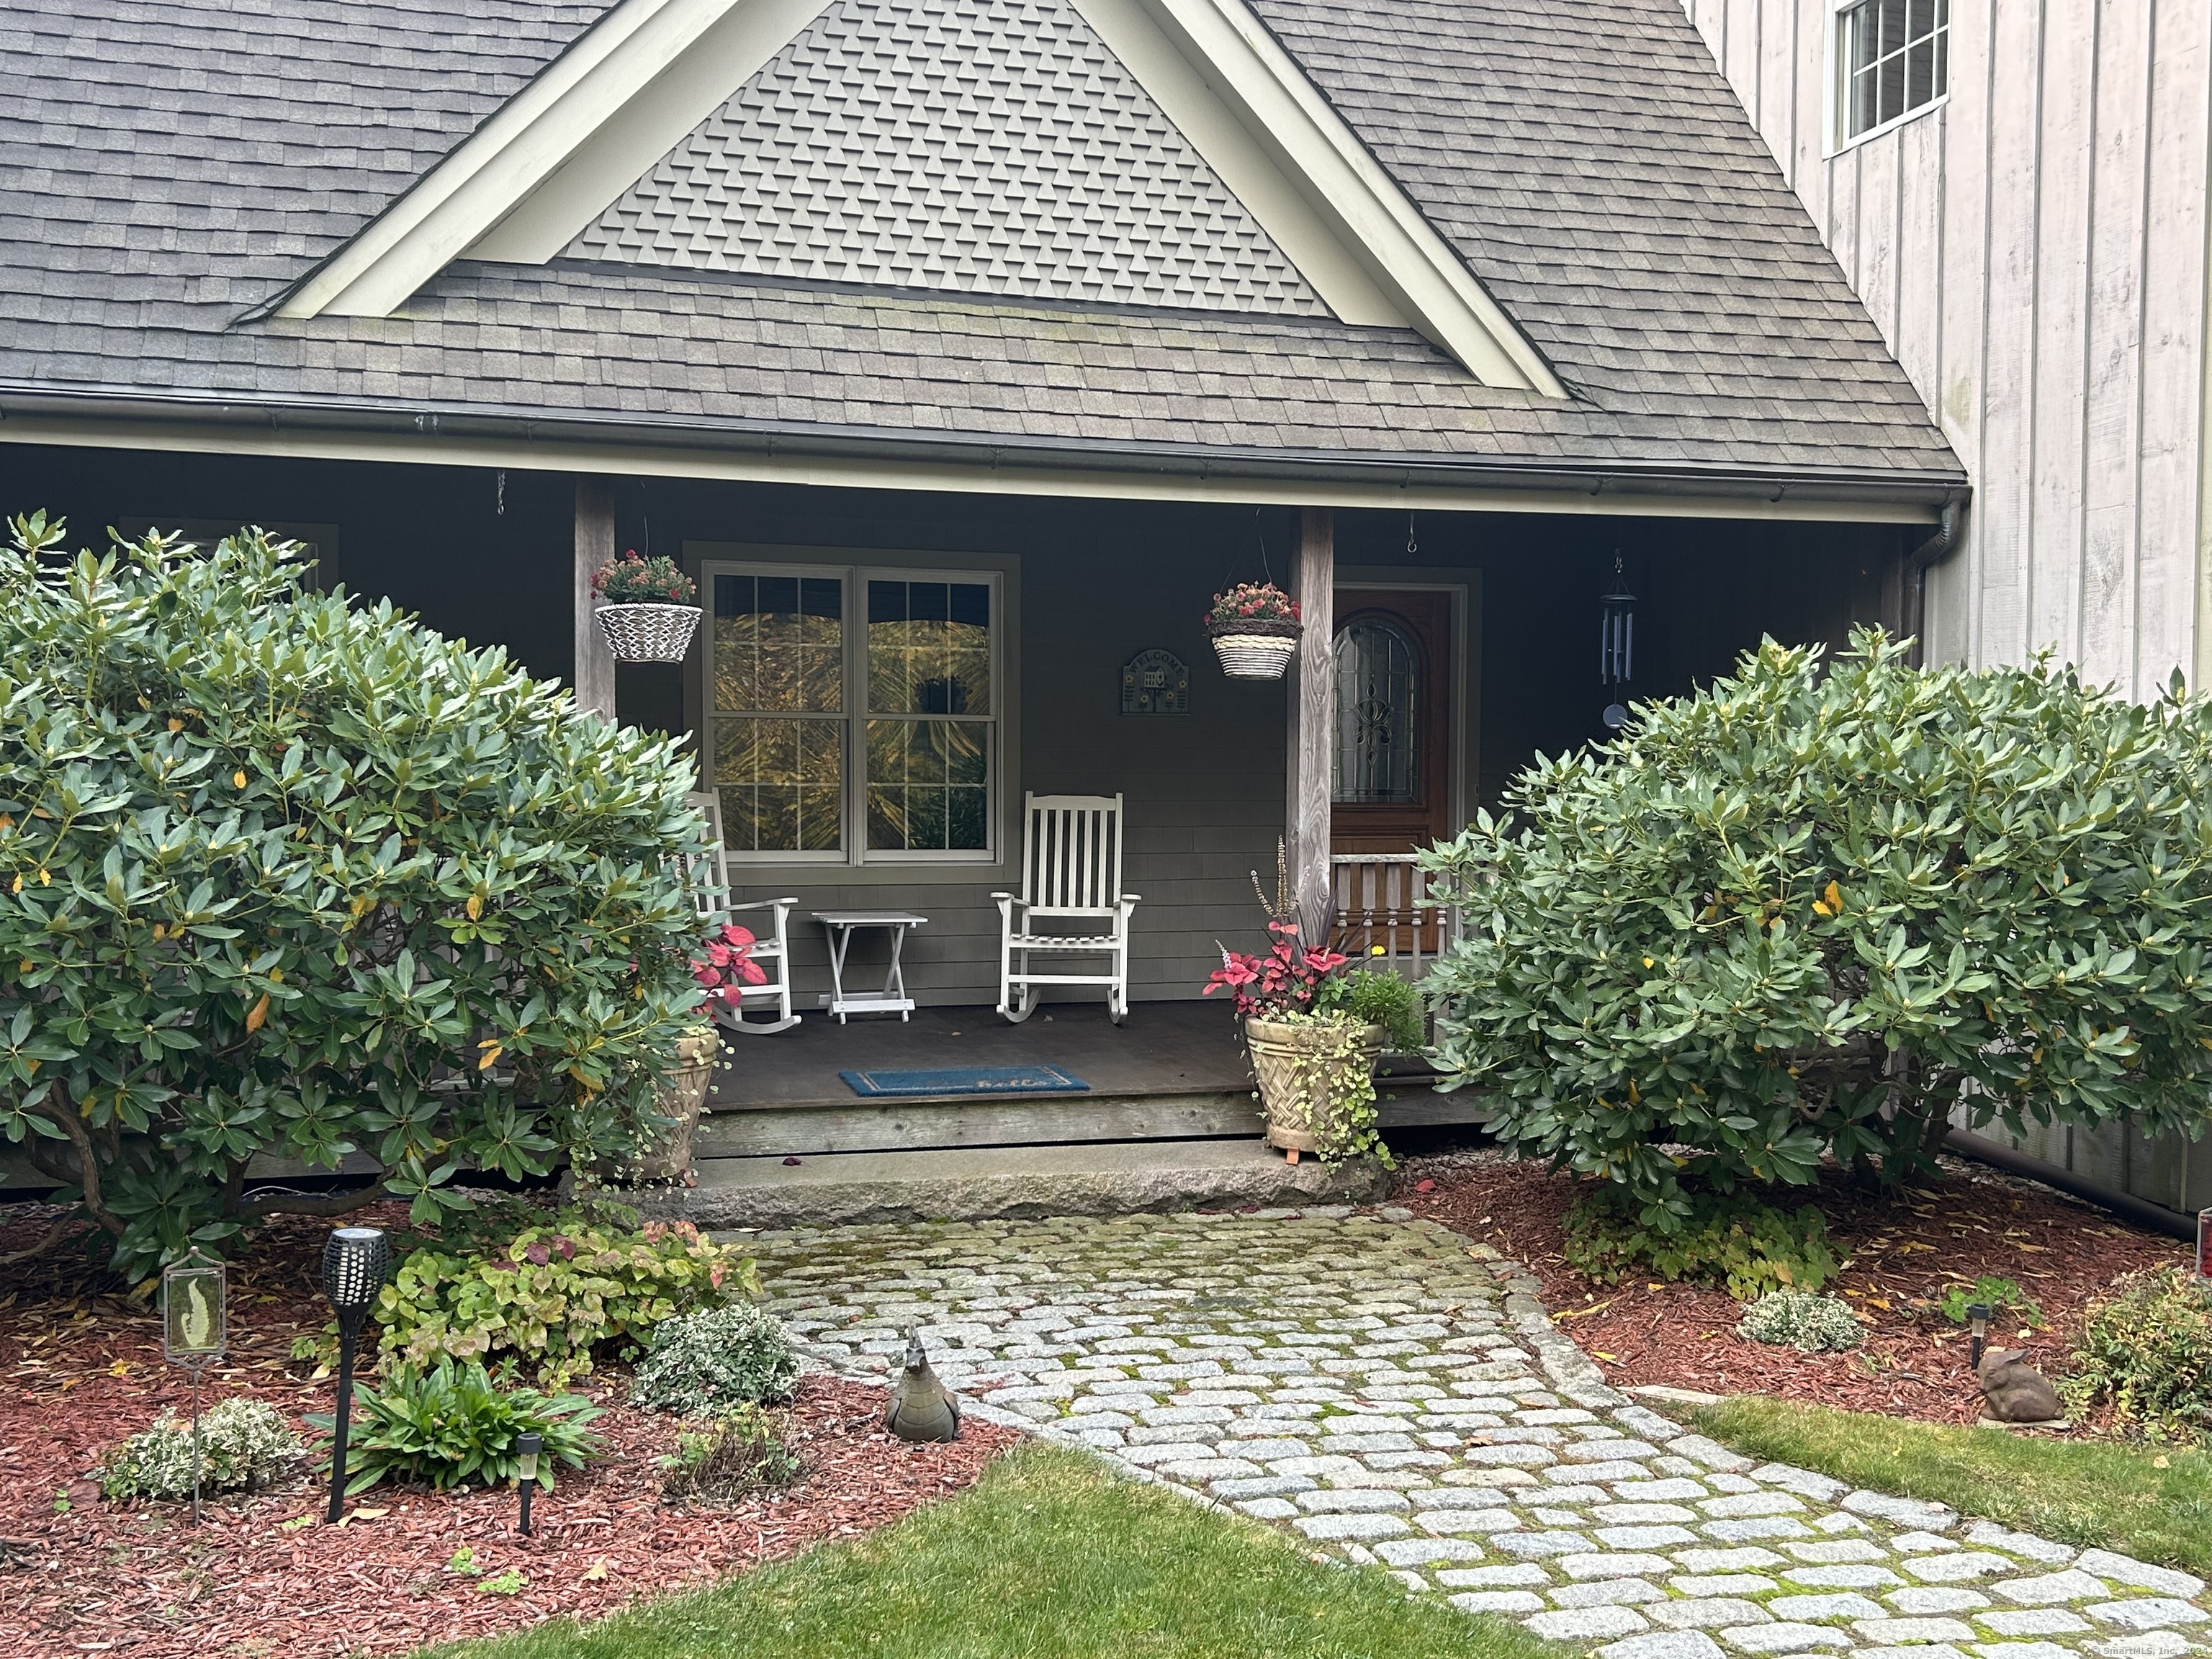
left=701, top=559, right=1002, bottom=868
left=1826, top=0, right=1951, bottom=157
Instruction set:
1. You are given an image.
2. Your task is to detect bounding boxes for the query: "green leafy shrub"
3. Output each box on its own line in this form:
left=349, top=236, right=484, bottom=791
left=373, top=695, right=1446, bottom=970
left=1320, top=967, right=1426, bottom=1052
left=1562, top=1185, right=1843, bottom=1299
left=96, top=1395, right=304, bottom=1501
left=0, top=514, right=711, bottom=1277
left=338, top=1210, right=757, bottom=1387
left=659, top=1404, right=801, bottom=1503
left=1939, top=1276, right=2044, bottom=1328
left=2061, top=1269, right=2212, bottom=1442
left=1423, top=629, right=2212, bottom=1225
left=1736, top=1289, right=1864, bottom=1352
left=309, top=1358, right=602, bottom=1495
left=629, top=1303, right=801, bottom=1416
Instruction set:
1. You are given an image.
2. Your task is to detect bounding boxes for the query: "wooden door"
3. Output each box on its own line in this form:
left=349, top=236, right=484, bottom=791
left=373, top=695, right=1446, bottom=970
left=1330, top=590, right=1450, bottom=855
left=1329, top=590, right=1451, bottom=958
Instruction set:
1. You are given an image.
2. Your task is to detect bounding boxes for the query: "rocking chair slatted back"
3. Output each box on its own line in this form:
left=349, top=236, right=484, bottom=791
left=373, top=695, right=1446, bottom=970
left=1019, top=793, right=1125, bottom=916
left=685, top=791, right=733, bottom=925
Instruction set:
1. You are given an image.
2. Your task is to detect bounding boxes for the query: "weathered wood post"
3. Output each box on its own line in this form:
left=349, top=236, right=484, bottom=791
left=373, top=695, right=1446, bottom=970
left=572, top=477, right=617, bottom=719
left=1285, top=506, right=1334, bottom=945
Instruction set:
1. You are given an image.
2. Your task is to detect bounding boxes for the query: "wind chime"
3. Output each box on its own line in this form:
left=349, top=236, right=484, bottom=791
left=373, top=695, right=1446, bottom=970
left=1598, top=552, right=1637, bottom=732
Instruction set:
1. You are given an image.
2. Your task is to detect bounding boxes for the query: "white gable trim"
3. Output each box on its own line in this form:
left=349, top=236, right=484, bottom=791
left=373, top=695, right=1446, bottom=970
left=278, top=0, right=822, bottom=320
left=276, top=0, right=1563, bottom=397
left=1079, top=0, right=1562, bottom=396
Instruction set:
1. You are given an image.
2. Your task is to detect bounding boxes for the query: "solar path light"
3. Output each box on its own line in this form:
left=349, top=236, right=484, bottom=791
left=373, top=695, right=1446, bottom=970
left=320, top=1226, right=389, bottom=1524
left=516, top=1432, right=543, bottom=1537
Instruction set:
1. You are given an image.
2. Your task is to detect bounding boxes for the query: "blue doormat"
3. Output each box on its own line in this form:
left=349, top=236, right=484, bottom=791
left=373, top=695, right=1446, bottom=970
left=840, top=1064, right=1092, bottom=1097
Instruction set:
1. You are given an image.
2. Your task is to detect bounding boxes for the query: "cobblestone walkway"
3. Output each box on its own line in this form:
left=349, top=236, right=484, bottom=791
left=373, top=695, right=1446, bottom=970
left=747, top=1208, right=2209, bottom=1659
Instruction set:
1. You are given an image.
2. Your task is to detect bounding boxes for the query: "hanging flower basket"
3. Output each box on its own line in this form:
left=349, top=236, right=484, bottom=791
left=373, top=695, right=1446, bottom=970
left=591, top=550, right=701, bottom=663
left=597, top=602, right=702, bottom=663
left=1204, top=582, right=1303, bottom=680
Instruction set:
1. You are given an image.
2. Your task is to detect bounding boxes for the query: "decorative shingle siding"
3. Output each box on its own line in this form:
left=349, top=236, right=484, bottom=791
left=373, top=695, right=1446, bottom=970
left=573, top=0, right=1327, bottom=317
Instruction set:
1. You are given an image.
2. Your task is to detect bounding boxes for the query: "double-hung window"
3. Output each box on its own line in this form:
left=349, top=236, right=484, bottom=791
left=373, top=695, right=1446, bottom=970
left=706, top=563, right=999, bottom=862
left=1835, top=0, right=1948, bottom=148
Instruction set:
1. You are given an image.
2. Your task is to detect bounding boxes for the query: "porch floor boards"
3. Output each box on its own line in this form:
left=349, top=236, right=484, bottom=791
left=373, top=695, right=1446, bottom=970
left=706, top=999, right=1248, bottom=1110
left=696, top=999, right=1480, bottom=1161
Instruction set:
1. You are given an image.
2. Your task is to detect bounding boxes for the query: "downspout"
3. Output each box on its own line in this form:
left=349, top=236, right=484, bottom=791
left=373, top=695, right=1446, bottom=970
left=1902, top=495, right=1966, bottom=667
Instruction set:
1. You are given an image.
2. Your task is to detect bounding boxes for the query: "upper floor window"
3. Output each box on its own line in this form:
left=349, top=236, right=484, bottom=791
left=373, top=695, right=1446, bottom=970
left=1835, top=0, right=1948, bottom=147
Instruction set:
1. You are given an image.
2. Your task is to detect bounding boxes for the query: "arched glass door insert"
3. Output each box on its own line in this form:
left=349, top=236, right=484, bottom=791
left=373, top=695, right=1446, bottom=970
left=1333, top=617, right=1421, bottom=805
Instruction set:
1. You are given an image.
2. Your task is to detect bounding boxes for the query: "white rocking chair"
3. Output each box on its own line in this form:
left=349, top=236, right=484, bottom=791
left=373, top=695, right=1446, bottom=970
left=686, top=791, right=801, bottom=1035
left=994, top=792, right=1141, bottom=1025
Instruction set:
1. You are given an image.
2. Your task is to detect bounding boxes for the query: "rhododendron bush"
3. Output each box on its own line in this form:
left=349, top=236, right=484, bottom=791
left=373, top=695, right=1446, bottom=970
left=0, top=514, right=709, bottom=1277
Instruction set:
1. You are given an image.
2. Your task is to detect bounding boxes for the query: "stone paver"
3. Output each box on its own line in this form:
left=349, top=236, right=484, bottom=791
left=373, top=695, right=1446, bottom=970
left=745, top=1209, right=2212, bottom=1658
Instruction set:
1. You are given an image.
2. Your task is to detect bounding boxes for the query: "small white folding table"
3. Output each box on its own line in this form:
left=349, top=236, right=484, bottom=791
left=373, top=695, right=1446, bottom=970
left=813, top=911, right=927, bottom=1023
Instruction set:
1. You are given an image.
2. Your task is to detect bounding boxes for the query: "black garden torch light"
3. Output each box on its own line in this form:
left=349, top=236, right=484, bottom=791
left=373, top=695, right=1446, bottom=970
left=1966, top=1301, right=1991, bottom=1367
left=321, top=1226, right=390, bottom=1524
left=516, top=1432, right=543, bottom=1537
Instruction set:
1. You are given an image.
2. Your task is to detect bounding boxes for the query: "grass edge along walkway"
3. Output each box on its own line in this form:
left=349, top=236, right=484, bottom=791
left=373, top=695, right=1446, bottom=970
left=417, top=1443, right=1574, bottom=1659
left=1693, top=1395, right=2212, bottom=1579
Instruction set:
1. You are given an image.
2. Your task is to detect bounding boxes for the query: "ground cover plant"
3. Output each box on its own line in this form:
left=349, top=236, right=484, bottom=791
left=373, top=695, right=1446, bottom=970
left=95, top=1395, right=303, bottom=1501
left=323, top=1203, right=755, bottom=1385
left=628, top=1303, right=801, bottom=1416
left=0, top=515, right=711, bottom=1277
left=1734, top=1287, right=1863, bottom=1351
left=1422, top=629, right=2212, bottom=1231
left=2061, top=1267, right=2212, bottom=1442
left=1693, top=1394, right=2212, bottom=1576
left=0, top=1200, right=1017, bottom=1658
left=1561, top=1184, right=1842, bottom=1298
left=421, top=1444, right=1572, bottom=1659
left=1398, top=1148, right=2184, bottom=1422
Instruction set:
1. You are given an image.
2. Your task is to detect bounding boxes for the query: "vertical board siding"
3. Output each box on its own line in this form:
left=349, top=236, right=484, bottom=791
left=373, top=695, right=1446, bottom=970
left=1682, top=0, right=2211, bottom=701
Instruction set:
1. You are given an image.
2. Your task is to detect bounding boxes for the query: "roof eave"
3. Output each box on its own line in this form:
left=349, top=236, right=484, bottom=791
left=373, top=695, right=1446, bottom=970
left=0, top=385, right=1968, bottom=523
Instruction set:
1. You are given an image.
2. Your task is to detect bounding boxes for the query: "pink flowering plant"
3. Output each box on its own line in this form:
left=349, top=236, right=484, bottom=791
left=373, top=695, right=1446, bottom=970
left=1206, top=581, right=1300, bottom=627
left=691, top=922, right=767, bottom=1011
left=1202, top=919, right=1348, bottom=1018
left=593, top=550, right=698, bottom=606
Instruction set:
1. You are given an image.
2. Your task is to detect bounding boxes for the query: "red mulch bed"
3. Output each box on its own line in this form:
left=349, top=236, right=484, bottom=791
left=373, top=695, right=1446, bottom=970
left=0, top=1205, right=1017, bottom=1659
left=1395, top=1149, right=2189, bottom=1424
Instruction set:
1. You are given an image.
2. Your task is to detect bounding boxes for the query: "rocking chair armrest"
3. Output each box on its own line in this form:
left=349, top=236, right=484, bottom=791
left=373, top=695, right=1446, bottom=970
left=727, top=896, right=800, bottom=912
left=1118, top=892, right=1141, bottom=904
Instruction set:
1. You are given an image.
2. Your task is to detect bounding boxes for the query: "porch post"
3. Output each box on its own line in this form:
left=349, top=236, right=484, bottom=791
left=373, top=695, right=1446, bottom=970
left=1287, top=506, right=1334, bottom=943
left=572, top=477, right=616, bottom=719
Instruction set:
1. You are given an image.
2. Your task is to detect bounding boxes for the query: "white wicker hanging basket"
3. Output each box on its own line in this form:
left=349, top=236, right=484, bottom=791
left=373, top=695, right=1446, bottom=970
left=595, top=602, right=702, bottom=663
left=1204, top=616, right=1302, bottom=680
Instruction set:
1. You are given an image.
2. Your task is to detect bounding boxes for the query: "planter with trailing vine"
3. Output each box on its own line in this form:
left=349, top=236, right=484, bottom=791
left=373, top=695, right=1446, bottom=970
left=1243, top=1013, right=1388, bottom=1163
left=593, top=1025, right=721, bottom=1184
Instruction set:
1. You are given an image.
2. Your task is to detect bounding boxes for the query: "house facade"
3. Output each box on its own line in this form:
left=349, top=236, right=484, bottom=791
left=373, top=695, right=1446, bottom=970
left=1, top=0, right=1979, bottom=1179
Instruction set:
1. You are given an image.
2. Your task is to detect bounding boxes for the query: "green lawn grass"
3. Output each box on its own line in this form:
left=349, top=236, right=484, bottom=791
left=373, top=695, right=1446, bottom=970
left=418, top=1444, right=1566, bottom=1659
left=1694, top=1395, right=2212, bottom=1575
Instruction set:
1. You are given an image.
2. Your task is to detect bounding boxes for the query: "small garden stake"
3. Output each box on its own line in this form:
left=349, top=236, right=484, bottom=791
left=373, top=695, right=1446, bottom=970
left=516, top=1432, right=542, bottom=1537
left=161, top=1249, right=228, bottom=1524
left=320, top=1227, right=390, bottom=1524
left=1966, top=1302, right=1991, bottom=1367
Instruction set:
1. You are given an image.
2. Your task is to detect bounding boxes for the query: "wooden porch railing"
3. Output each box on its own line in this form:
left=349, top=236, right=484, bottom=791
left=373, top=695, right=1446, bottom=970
left=1328, top=853, right=1457, bottom=977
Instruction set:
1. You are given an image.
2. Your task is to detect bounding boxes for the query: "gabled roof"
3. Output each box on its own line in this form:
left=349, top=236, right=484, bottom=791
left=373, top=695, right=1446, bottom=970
left=0, top=0, right=1965, bottom=510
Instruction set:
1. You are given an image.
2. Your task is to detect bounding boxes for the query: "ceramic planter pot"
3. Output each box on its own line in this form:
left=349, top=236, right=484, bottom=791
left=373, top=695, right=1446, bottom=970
left=601, top=1026, right=721, bottom=1184
left=1204, top=613, right=1301, bottom=680
left=595, top=601, right=703, bottom=663
left=1243, top=1015, right=1387, bottom=1159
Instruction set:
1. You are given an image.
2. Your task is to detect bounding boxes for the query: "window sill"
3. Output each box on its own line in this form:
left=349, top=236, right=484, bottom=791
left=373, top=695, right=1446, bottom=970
left=1827, top=91, right=1949, bottom=159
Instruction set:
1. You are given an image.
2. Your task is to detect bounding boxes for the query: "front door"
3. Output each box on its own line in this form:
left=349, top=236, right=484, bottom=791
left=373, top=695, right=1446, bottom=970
left=1329, top=589, right=1452, bottom=958
left=1330, top=589, right=1451, bottom=855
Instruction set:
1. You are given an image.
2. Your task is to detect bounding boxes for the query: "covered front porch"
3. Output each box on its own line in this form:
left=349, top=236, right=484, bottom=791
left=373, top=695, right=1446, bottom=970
left=2, top=441, right=1925, bottom=1181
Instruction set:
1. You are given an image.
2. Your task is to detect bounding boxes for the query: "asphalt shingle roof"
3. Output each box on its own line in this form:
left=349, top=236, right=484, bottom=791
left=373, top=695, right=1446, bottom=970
left=0, top=0, right=1964, bottom=493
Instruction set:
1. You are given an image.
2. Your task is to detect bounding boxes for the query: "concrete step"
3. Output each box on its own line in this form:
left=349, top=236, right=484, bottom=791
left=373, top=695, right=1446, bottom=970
left=631, top=1138, right=1390, bottom=1231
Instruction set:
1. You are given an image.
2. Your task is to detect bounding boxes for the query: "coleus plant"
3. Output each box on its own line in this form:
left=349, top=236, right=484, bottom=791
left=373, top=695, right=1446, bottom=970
left=1202, top=919, right=1348, bottom=1019
left=691, top=922, right=767, bottom=1012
